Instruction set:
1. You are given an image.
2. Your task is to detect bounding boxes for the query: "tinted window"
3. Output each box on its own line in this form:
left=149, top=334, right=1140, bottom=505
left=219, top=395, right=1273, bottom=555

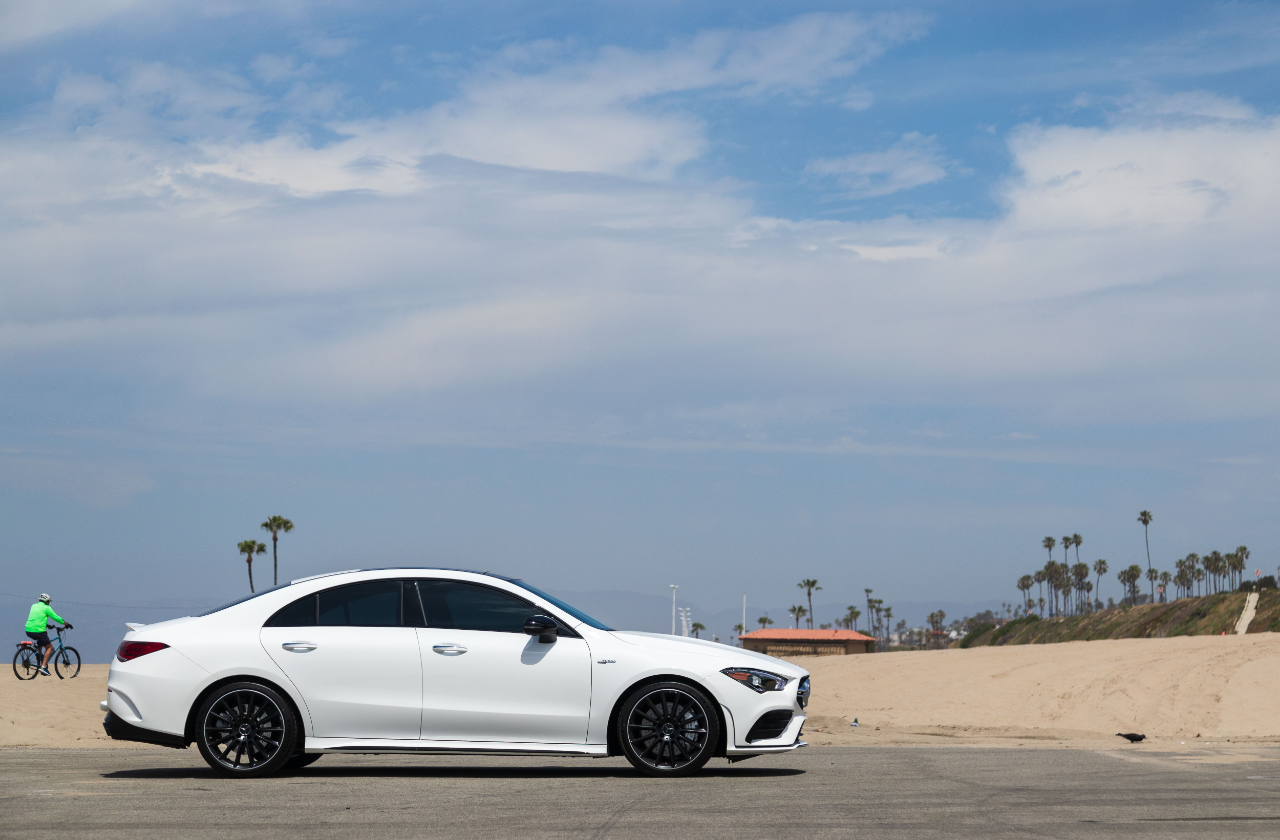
left=200, top=583, right=293, bottom=617
left=417, top=581, right=538, bottom=633
left=507, top=580, right=613, bottom=630
left=403, top=582, right=426, bottom=628
left=318, top=581, right=402, bottom=627
left=265, top=594, right=317, bottom=627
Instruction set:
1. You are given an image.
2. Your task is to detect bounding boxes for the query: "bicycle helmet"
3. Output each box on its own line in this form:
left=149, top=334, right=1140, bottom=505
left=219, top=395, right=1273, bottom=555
left=39, top=594, right=51, bottom=603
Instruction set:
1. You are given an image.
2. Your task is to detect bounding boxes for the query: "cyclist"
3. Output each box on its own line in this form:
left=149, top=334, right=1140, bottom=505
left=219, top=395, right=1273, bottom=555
left=25, top=594, right=72, bottom=677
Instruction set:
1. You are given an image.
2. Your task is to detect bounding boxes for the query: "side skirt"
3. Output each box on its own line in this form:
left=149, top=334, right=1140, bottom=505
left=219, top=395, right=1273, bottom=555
left=306, top=737, right=608, bottom=757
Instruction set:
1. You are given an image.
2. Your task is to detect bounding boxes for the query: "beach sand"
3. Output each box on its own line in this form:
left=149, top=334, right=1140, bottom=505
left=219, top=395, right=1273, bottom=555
left=797, top=632, right=1280, bottom=749
left=4, top=633, right=1279, bottom=750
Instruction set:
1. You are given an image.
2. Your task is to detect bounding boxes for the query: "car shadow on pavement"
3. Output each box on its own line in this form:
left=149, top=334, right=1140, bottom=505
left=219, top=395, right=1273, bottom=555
left=102, top=765, right=805, bottom=780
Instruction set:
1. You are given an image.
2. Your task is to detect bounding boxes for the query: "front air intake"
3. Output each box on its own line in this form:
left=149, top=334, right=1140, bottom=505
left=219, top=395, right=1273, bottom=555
left=745, top=710, right=793, bottom=743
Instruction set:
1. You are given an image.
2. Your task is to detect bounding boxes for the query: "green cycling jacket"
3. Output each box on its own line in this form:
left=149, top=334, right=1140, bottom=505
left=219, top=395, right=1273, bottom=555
left=25, top=602, right=65, bottom=634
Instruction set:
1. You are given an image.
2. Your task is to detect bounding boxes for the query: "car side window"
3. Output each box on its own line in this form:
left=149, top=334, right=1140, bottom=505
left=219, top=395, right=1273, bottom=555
left=318, top=581, right=403, bottom=627
left=416, top=580, right=540, bottom=633
left=265, top=594, right=317, bottom=627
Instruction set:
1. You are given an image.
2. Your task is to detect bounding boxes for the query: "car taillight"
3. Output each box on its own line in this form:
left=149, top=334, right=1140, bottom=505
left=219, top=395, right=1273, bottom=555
left=116, top=641, right=169, bottom=662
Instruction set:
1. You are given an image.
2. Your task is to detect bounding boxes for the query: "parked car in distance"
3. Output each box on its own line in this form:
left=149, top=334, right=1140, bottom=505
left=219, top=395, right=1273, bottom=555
left=103, top=568, right=810, bottom=777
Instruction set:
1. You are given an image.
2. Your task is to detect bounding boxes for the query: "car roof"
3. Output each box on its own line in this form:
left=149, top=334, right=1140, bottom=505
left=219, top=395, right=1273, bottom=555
left=290, top=567, right=517, bottom=584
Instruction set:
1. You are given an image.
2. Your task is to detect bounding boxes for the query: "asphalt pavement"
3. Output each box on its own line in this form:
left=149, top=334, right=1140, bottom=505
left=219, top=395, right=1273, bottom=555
left=4, top=745, right=1280, bottom=839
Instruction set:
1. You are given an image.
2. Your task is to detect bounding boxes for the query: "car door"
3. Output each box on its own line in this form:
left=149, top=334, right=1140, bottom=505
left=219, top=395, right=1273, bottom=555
left=414, top=579, right=592, bottom=744
left=260, top=579, right=424, bottom=740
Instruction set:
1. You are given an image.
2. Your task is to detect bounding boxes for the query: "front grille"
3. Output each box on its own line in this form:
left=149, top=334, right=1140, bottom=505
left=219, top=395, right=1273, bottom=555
left=745, top=710, right=793, bottom=743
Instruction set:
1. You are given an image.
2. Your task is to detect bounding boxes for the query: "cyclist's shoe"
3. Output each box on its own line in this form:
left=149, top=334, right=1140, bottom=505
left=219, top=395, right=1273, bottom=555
left=38, top=667, right=50, bottom=676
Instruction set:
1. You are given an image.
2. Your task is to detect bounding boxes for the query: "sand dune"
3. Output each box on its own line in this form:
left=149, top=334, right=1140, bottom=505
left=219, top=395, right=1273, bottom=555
left=5, top=635, right=1279, bottom=750
left=0, top=665, right=133, bottom=748
left=798, top=633, right=1280, bottom=748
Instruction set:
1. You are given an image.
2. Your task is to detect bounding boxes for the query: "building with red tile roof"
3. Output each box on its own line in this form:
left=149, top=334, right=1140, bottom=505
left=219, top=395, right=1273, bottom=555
left=738, top=628, right=875, bottom=656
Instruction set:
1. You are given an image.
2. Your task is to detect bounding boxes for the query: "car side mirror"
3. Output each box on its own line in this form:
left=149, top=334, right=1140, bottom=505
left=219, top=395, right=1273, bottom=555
left=524, top=615, right=558, bottom=643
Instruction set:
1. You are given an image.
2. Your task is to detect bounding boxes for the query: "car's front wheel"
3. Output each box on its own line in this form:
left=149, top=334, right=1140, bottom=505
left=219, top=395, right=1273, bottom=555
left=195, top=682, right=296, bottom=777
left=617, top=682, right=719, bottom=777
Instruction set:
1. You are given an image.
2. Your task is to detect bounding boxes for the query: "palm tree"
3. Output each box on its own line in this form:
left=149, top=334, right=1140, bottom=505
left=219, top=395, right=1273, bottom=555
left=260, top=516, right=294, bottom=587
left=238, top=539, right=266, bottom=593
left=1042, top=538, right=1057, bottom=615
left=1237, top=546, right=1251, bottom=589
left=690, top=622, right=705, bottom=639
left=787, top=605, right=807, bottom=629
left=1158, top=571, right=1171, bottom=602
left=733, top=622, right=745, bottom=643
left=1017, top=575, right=1033, bottom=610
left=845, top=606, right=862, bottom=632
left=1145, top=568, right=1159, bottom=602
left=1033, top=569, right=1046, bottom=614
left=1072, top=563, right=1089, bottom=614
left=1093, top=559, right=1108, bottom=607
left=757, top=615, right=774, bottom=630
left=1184, top=553, right=1200, bottom=597
left=883, top=607, right=893, bottom=646
left=1072, top=534, right=1083, bottom=565
left=797, top=579, right=821, bottom=630
left=1137, top=510, right=1154, bottom=601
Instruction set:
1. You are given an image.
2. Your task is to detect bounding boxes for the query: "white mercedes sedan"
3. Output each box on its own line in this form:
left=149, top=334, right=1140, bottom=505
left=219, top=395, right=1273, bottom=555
left=103, top=568, right=810, bottom=777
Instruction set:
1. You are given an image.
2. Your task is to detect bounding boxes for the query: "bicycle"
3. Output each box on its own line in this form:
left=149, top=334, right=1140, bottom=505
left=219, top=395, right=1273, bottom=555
left=13, top=626, right=80, bottom=680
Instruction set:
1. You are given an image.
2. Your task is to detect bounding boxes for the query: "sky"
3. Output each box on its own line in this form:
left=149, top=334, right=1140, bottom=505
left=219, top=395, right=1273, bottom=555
left=3, top=1, right=1280, bottom=654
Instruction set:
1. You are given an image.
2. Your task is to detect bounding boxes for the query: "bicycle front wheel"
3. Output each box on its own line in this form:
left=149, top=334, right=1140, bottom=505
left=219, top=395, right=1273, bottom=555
left=13, top=648, right=39, bottom=680
left=55, top=647, right=81, bottom=679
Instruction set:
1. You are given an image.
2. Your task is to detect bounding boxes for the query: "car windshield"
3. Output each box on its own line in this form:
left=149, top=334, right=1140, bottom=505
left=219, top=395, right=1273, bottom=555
left=507, top=581, right=613, bottom=631
left=197, top=584, right=292, bottom=617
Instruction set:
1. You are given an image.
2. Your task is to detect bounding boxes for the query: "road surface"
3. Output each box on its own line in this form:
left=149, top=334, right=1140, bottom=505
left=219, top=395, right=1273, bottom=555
left=4, top=745, right=1280, bottom=838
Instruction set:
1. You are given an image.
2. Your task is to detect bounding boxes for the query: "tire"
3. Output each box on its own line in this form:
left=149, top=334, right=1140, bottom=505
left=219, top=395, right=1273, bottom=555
left=617, top=681, right=719, bottom=777
left=195, top=682, right=297, bottom=777
left=54, top=647, right=80, bottom=679
left=12, top=648, right=39, bottom=680
left=283, top=753, right=323, bottom=770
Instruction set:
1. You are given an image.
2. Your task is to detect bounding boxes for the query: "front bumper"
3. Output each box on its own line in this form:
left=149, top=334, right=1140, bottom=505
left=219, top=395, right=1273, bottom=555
left=102, top=712, right=188, bottom=749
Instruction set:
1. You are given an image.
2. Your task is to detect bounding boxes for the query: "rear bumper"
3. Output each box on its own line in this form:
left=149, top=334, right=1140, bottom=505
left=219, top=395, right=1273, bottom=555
left=102, top=712, right=188, bottom=749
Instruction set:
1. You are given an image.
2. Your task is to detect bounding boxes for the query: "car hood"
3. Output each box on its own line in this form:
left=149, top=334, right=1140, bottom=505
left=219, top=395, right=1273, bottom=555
left=609, top=631, right=807, bottom=677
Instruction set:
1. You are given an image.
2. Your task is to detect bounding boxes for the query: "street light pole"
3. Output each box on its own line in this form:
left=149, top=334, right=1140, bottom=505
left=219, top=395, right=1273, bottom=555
left=670, top=584, right=678, bottom=636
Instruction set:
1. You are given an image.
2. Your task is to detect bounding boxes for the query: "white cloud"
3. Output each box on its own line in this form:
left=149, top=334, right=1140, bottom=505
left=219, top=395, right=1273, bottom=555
left=193, top=13, right=927, bottom=189
left=0, top=0, right=162, bottom=52
left=806, top=132, right=949, bottom=198
left=3, top=23, right=1280, bottom=454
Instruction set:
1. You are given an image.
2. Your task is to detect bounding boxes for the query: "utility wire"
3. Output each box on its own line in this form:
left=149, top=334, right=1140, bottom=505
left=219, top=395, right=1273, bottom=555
left=0, top=591, right=212, bottom=610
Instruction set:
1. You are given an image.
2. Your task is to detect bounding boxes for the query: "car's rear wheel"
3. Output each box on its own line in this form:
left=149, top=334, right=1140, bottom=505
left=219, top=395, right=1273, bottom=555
left=617, top=682, right=719, bottom=777
left=283, top=752, right=323, bottom=770
left=196, top=682, right=296, bottom=777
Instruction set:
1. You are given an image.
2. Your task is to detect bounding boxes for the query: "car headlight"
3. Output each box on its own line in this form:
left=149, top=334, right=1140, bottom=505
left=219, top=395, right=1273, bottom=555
left=722, top=668, right=788, bottom=693
left=797, top=676, right=810, bottom=709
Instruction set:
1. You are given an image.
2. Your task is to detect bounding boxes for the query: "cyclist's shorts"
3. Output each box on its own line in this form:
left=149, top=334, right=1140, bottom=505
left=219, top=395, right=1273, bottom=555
left=25, top=631, right=49, bottom=645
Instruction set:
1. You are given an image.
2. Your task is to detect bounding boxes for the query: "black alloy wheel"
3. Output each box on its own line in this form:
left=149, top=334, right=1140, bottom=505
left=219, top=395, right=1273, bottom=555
left=54, top=647, right=80, bottom=679
left=618, top=682, right=719, bottom=777
left=196, top=683, right=296, bottom=777
left=12, top=648, right=39, bottom=680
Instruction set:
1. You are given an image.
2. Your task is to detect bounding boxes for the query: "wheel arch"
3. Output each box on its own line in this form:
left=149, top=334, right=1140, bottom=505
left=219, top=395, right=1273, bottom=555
left=605, top=674, right=728, bottom=758
left=183, top=675, right=308, bottom=753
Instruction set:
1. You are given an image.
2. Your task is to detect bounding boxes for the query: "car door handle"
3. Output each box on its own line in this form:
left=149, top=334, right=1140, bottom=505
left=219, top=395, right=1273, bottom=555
left=281, top=642, right=317, bottom=652
left=432, top=644, right=467, bottom=656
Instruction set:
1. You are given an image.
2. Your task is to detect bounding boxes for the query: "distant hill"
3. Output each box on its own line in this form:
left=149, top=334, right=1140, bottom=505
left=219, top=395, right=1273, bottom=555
left=957, top=591, right=1280, bottom=648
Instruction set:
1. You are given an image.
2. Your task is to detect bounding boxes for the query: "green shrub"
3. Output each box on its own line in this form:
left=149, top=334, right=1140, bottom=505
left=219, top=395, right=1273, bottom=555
left=959, top=622, right=995, bottom=649
left=987, top=614, right=1039, bottom=645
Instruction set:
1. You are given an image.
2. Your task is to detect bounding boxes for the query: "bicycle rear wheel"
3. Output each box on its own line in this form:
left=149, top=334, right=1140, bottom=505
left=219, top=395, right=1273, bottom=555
left=13, top=648, right=38, bottom=680
left=55, top=647, right=81, bottom=679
